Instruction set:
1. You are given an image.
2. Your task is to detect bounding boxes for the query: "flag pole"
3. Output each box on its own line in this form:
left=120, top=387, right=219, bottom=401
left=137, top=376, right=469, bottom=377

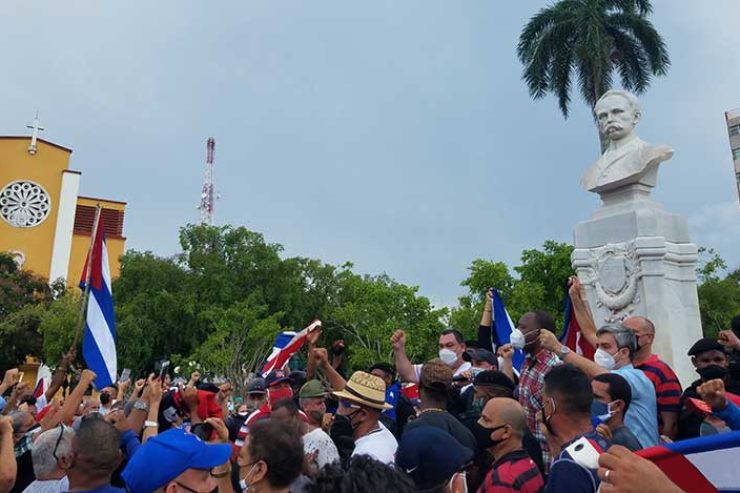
left=72, top=204, right=102, bottom=352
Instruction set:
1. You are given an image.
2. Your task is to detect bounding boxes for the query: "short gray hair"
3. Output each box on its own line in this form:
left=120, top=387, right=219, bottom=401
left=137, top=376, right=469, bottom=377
left=595, top=90, right=641, bottom=117
left=31, top=426, right=74, bottom=478
left=597, top=323, right=637, bottom=359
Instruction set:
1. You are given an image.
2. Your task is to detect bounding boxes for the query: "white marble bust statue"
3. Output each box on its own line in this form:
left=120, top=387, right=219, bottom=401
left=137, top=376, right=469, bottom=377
left=581, top=90, right=673, bottom=194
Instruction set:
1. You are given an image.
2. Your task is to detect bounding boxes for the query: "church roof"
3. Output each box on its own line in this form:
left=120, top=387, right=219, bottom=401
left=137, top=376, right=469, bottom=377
left=0, top=136, right=73, bottom=153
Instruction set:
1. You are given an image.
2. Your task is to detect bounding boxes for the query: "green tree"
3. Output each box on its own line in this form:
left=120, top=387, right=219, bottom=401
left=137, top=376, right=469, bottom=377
left=0, top=252, right=62, bottom=367
left=451, top=241, right=575, bottom=339
left=448, top=260, right=514, bottom=339
left=325, top=267, right=446, bottom=371
left=514, top=240, right=574, bottom=319
left=187, top=300, right=282, bottom=395
left=517, top=0, right=669, bottom=144
left=696, top=248, right=740, bottom=337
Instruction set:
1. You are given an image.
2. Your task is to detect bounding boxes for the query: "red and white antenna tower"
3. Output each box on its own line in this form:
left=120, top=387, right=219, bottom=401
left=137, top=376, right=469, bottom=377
left=197, top=137, right=216, bottom=225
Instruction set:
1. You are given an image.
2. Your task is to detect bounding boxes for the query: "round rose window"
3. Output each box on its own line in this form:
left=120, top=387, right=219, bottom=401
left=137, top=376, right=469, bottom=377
left=0, top=180, right=52, bottom=228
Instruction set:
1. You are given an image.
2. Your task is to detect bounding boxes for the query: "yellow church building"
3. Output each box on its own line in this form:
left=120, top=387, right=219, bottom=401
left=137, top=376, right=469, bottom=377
left=0, top=120, right=126, bottom=285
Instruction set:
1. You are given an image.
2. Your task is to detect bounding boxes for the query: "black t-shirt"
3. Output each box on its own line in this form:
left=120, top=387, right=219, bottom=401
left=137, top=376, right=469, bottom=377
left=11, top=451, right=34, bottom=493
left=403, top=409, right=477, bottom=453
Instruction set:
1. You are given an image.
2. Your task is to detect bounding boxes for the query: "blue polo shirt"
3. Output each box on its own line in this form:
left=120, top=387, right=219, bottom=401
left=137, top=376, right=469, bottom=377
left=614, top=364, right=660, bottom=447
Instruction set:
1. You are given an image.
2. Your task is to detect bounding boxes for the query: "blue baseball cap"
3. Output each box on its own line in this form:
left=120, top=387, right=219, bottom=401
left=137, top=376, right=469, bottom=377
left=395, top=427, right=474, bottom=490
left=122, top=428, right=231, bottom=493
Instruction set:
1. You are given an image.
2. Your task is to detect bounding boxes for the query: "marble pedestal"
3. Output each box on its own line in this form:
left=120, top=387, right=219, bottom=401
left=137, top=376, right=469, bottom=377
left=572, top=184, right=703, bottom=386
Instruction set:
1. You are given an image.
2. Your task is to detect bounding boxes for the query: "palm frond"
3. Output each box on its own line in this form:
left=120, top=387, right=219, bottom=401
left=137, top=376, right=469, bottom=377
left=608, top=28, right=650, bottom=93
left=608, top=12, right=670, bottom=74
left=602, top=0, right=653, bottom=16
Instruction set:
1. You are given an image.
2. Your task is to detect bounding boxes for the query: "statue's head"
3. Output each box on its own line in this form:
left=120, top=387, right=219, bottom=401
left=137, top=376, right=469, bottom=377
left=594, top=90, right=641, bottom=142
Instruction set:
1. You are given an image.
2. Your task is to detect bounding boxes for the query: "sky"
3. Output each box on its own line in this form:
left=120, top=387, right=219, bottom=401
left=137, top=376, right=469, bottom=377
left=2, top=1, right=739, bottom=308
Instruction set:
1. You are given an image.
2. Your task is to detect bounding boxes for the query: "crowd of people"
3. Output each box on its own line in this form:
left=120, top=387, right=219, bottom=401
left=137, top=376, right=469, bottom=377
left=1, top=278, right=739, bottom=493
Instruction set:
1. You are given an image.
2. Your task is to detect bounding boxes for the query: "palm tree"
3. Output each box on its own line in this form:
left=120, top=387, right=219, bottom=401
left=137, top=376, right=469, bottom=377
left=517, top=0, right=670, bottom=144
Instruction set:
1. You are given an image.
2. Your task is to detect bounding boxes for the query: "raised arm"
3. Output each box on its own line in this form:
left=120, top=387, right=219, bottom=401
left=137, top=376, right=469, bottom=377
left=305, top=326, right=322, bottom=381
left=569, top=276, right=598, bottom=347
left=312, top=348, right=346, bottom=391
left=59, top=369, right=97, bottom=426
left=538, top=330, right=607, bottom=379
left=45, top=350, right=75, bottom=403
left=0, top=416, right=16, bottom=493
left=391, top=330, right=418, bottom=384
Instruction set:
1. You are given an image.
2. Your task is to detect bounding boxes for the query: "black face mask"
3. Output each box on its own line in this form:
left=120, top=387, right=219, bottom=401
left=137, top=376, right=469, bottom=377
left=697, top=365, right=728, bottom=382
left=473, top=422, right=507, bottom=450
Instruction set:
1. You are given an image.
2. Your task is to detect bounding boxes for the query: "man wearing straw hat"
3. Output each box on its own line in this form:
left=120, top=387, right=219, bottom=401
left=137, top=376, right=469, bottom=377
left=331, top=371, right=398, bottom=464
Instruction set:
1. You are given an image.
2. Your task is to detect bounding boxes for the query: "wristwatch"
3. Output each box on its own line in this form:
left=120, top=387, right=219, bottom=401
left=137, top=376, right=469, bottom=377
left=134, top=400, right=148, bottom=412
left=558, top=345, right=571, bottom=360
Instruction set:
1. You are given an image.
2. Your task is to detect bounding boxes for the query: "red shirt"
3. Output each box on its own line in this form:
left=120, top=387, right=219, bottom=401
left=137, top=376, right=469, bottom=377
left=636, top=354, right=682, bottom=431
left=478, top=449, right=544, bottom=493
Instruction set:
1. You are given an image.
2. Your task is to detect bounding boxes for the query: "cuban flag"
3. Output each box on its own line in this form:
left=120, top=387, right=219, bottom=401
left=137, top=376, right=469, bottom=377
left=79, top=215, right=117, bottom=389
left=559, top=298, right=595, bottom=359
left=491, top=289, right=524, bottom=371
left=637, top=431, right=740, bottom=492
left=261, top=319, right=321, bottom=377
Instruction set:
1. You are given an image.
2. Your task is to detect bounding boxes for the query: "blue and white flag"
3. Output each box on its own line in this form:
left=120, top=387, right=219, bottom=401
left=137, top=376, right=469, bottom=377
left=491, top=289, right=525, bottom=371
left=79, top=215, right=117, bottom=389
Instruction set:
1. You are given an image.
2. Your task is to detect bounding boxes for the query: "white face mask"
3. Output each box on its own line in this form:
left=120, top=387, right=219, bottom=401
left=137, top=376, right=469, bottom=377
left=510, top=328, right=526, bottom=350
left=438, top=348, right=458, bottom=366
left=594, top=348, right=616, bottom=371
left=240, top=463, right=258, bottom=492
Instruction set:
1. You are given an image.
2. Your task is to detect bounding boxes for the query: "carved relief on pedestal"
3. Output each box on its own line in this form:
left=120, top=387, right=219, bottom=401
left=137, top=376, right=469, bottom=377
left=580, top=242, right=641, bottom=323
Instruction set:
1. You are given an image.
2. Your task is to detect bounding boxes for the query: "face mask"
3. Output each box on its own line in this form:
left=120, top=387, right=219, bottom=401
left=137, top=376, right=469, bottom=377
left=473, top=422, right=507, bottom=450
left=308, top=410, right=324, bottom=425
left=594, top=348, right=617, bottom=371
left=439, top=348, right=458, bottom=366
left=268, top=387, right=293, bottom=405
left=697, top=365, right=728, bottom=382
left=591, top=400, right=614, bottom=425
left=239, top=463, right=258, bottom=492
left=510, top=329, right=526, bottom=350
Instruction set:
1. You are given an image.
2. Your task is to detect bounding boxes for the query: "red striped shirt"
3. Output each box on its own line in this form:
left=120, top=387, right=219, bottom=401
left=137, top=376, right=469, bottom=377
left=636, top=355, right=682, bottom=431
left=478, top=450, right=544, bottom=493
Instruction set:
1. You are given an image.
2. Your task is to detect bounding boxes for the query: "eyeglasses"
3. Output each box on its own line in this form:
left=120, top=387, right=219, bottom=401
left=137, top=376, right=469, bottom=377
left=52, top=424, right=65, bottom=461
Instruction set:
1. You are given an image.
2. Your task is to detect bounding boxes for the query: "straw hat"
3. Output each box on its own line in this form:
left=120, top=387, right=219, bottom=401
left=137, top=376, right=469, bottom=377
left=332, top=371, right=392, bottom=410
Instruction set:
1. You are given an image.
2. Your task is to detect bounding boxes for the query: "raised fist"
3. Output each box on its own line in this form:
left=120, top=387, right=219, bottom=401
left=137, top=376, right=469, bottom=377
left=390, top=330, right=407, bottom=351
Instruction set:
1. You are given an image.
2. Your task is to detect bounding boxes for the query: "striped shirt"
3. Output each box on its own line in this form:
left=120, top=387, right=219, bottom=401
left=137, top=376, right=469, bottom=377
left=479, top=449, right=544, bottom=493
left=517, top=350, right=561, bottom=466
left=636, top=354, right=682, bottom=431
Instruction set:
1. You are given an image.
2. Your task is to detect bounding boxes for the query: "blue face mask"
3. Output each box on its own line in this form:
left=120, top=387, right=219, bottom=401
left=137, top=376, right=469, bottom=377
left=591, top=399, right=614, bottom=427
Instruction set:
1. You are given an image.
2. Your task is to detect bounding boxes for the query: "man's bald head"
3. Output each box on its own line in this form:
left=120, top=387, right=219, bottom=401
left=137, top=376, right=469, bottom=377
left=483, top=398, right=527, bottom=439
left=623, top=316, right=655, bottom=335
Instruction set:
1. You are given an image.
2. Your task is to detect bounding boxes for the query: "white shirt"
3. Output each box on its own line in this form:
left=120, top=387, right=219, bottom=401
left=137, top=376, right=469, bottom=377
left=23, top=477, right=69, bottom=493
left=352, top=422, right=398, bottom=464
left=303, top=428, right=340, bottom=468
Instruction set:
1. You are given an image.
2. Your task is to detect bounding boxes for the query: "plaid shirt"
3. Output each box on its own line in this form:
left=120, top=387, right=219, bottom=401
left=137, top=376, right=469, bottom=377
left=517, top=349, right=561, bottom=466
left=14, top=432, right=33, bottom=458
